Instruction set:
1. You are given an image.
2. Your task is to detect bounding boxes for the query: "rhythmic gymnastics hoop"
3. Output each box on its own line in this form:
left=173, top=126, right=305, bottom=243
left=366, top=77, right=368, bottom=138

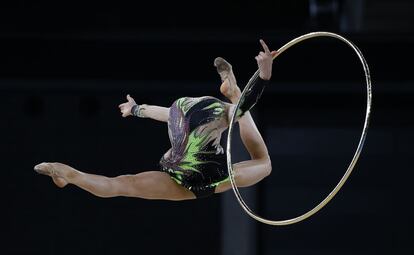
left=226, top=31, right=372, bottom=226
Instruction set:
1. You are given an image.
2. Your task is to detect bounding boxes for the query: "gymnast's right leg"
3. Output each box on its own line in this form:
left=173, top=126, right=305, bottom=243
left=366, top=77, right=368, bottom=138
left=34, top=162, right=195, bottom=201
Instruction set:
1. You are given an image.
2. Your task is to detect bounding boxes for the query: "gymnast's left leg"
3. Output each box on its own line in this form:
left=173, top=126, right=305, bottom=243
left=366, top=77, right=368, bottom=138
left=34, top=162, right=195, bottom=201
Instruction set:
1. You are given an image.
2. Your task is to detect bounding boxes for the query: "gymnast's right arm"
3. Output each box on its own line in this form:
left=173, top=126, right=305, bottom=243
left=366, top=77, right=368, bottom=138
left=118, top=94, right=170, bottom=122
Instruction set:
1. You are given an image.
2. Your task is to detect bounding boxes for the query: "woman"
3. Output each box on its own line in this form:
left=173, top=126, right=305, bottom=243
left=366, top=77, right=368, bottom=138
left=34, top=39, right=277, bottom=200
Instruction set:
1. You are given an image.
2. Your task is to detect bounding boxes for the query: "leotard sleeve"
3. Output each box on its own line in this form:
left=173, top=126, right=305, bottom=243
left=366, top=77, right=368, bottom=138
left=237, top=77, right=269, bottom=117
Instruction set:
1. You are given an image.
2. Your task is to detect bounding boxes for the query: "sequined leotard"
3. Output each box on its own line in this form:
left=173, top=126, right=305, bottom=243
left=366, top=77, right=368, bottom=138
left=158, top=78, right=269, bottom=198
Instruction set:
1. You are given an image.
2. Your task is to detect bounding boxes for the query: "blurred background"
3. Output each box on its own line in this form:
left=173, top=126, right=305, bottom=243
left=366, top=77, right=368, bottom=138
left=1, top=0, right=413, bottom=254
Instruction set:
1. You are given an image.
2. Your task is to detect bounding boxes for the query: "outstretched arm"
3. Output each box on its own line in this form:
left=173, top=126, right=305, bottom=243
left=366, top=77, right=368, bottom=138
left=118, top=94, right=170, bottom=122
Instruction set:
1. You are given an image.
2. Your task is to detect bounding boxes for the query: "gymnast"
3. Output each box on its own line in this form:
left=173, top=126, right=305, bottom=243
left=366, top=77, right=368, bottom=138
left=34, top=39, right=277, bottom=200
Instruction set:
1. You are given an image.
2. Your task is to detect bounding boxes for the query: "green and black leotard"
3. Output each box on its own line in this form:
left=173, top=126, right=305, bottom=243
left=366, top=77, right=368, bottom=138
left=155, top=78, right=269, bottom=198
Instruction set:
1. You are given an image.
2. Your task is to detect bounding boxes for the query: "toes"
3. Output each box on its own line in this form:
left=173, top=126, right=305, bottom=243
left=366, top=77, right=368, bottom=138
left=35, top=162, right=68, bottom=187
left=34, top=162, right=47, bottom=171
left=34, top=162, right=52, bottom=175
left=214, top=57, right=232, bottom=72
left=214, top=57, right=224, bottom=67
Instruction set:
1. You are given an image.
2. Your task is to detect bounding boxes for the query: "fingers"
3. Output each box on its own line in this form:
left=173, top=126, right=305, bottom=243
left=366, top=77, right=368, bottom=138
left=120, top=94, right=134, bottom=107
left=118, top=101, right=126, bottom=113
left=256, top=40, right=274, bottom=80
left=119, top=105, right=125, bottom=115
left=118, top=95, right=134, bottom=118
left=255, top=40, right=275, bottom=62
left=260, top=39, right=270, bottom=54
left=255, top=52, right=267, bottom=61
left=120, top=106, right=129, bottom=117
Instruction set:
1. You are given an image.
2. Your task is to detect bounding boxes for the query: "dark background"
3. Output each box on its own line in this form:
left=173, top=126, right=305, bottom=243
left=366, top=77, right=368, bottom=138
left=1, top=0, right=413, bottom=254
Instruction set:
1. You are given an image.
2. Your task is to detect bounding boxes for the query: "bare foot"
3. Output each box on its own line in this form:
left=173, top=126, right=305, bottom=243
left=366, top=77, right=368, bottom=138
left=34, top=162, right=70, bottom=188
left=214, top=57, right=241, bottom=103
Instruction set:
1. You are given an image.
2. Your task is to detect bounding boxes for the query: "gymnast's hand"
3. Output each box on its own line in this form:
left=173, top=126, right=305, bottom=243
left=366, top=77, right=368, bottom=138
left=118, top=94, right=136, bottom=117
left=256, top=39, right=277, bottom=80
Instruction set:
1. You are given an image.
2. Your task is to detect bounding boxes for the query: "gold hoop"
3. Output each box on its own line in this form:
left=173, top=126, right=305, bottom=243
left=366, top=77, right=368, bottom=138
left=226, top=31, right=372, bottom=226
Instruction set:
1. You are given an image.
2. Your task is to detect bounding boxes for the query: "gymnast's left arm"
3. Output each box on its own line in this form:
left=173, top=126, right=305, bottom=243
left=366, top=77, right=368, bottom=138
left=118, top=94, right=170, bottom=122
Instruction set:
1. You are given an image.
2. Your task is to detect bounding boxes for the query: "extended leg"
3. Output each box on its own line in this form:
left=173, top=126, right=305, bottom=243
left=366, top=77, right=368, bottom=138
left=34, top=162, right=195, bottom=201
